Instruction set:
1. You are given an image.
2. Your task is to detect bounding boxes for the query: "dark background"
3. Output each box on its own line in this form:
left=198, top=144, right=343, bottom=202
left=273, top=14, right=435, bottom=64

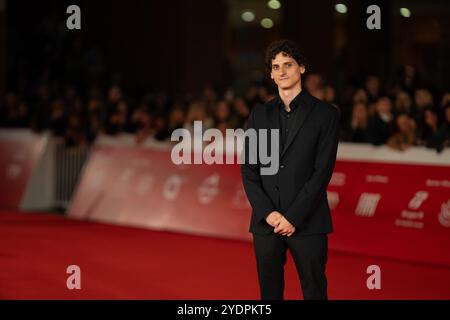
left=1, top=0, right=449, bottom=96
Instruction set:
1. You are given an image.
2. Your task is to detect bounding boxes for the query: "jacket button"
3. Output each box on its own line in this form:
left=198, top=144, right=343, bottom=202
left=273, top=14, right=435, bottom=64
left=280, top=164, right=285, bottom=169
left=274, top=186, right=279, bottom=191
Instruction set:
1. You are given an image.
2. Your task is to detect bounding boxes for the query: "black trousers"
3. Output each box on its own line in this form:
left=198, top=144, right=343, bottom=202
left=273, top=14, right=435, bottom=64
left=252, top=232, right=328, bottom=300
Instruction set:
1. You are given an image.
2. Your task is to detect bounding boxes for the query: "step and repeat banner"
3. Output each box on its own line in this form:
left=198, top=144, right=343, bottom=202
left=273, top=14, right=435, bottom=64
left=68, top=136, right=450, bottom=266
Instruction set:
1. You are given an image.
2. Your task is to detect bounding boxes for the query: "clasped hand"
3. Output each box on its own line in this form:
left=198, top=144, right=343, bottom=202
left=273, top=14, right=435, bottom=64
left=265, top=211, right=296, bottom=237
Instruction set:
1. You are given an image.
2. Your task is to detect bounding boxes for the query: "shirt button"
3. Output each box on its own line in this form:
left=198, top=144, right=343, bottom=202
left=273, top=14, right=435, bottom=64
left=285, top=129, right=289, bottom=132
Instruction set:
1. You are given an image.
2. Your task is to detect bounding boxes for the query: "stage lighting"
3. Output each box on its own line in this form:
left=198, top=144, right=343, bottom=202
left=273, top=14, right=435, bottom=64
left=241, top=10, right=255, bottom=22
left=268, top=0, right=281, bottom=10
left=400, top=8, right=411, bottom=18
left=335, top=3, right=348, bottom=14
left=260, top=18, right=274, bottom=29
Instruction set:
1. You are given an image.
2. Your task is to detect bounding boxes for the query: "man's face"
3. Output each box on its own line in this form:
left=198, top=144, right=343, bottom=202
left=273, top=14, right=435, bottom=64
left=270, top=52, right=305, bottom=90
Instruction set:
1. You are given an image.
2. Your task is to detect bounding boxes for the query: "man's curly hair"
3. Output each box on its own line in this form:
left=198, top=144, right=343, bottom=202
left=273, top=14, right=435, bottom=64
left=265, top=39, right=307, bottom=73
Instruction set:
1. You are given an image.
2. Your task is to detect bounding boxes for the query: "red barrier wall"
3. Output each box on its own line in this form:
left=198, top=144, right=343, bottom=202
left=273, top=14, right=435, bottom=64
left=68, top=141, right=450, bottom=266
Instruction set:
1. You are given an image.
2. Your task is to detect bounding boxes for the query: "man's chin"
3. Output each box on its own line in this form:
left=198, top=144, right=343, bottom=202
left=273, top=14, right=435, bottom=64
left=278, top=83, right=295, bottom=90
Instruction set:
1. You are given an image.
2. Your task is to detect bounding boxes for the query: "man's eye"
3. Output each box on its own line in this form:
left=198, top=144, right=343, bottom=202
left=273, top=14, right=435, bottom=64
left=273, top=66, right=279, bottom=70
left=287, top=63, right=292, bottom=67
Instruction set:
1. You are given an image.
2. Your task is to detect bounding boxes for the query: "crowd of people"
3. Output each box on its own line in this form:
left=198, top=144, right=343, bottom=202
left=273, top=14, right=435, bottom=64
left=1, top=69, right=449, bottom=153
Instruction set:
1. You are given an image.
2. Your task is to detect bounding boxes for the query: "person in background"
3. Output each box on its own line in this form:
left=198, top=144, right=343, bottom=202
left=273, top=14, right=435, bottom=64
left=324, top=85, right=336, bottom=105
left=155, top=106, right=185, bottom=141
left=413, top=88, right=434, bottom=120
left=367, top=96, right=394, bottom=145
left=387, top=113, right=416, bottom=151
left=365, top=75, right=381, bottom=104
left=394, top=91, right=413, bottom=116
left=345, top=102, right=369, bottom=143
left=105, top=100, right=130, bottom=135
left=416, top=107, right=441, bottom=147
left=304, top=73, right=325, bottom=100
left=229, top=97, right=250, bottom=129
left=427, top=104, right=450, bottom=152
left=212, top=100, right=232, bottom=136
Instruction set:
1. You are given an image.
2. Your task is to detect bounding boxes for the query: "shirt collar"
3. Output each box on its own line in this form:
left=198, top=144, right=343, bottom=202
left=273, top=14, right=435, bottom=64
left=277, top=89, right=308, bottom=112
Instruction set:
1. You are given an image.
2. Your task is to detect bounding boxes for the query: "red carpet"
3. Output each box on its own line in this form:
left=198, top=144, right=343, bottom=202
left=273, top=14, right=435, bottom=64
left=1, top=210, right=449, bottom=299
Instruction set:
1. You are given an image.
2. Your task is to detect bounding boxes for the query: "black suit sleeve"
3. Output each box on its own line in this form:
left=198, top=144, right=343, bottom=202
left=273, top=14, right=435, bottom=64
left=240, top=108, right=276, bottom=222
left=284, top=105, right=340, bottom=229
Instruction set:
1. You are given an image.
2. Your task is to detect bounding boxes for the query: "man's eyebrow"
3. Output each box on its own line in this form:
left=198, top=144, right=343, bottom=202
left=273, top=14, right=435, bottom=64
left=272, top=61, right=294, bottom=66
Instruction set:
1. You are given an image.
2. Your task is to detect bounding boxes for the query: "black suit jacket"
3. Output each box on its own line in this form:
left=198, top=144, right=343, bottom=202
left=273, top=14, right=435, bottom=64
left=241, top=90, right=340, bottom=235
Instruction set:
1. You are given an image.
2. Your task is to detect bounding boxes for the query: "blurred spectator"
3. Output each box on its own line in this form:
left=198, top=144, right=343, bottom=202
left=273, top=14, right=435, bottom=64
left=244, top=84, right=265, bottom=108
left=105, top=100, right=130, bottom=135
left=353, top=88, right=369, bottom=105
left=229, top=97, right=250, bottom=129
left=387, top=113, right=416, bottom=151
left=65, top=114, right=87, bottom=147
left=201, top=84, right=218, bottom=114
left=155, top=106, right=185, bottom=141
left=183, top=100, right=213, bottom=133
left=324, top=85, right=336, bottom=105
left=48, top=99, right=67, bottom=136
left=367, top=96, right=394, bottom=145
left=427, top=104, right=450, bottom=152
left=212, top=100, right=232, bottom=135
left=416, top=107, right=441, bottom=147
left=304, top=73, right=324, bottom=100
left=365, top=75, right=381, bottom=104
left=394, top=65, right=419, bottom=97
left=414, top=88, right=434, bottom=117
left=0, top=92, right=30, bottom=128
left=344, top=102, right=369, bottom=143
left=441, top=93, right=450, bottom=109
left=394, top=91, right=413, bottom=116
left=106, top=85, right=123, bottom=117
left=85, top=97, right=106, bottom=142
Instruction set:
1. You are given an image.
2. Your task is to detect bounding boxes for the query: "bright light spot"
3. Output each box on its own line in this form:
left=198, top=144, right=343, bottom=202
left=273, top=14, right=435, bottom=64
left=241, top=10, right=255, bottom=22
left=260, top=18, right=274, bottom=29
left=335, top=3, right=348, bottom=14
left=268, top=0, right=281, bottom=10
left=400, top=8, right=411, bottom=18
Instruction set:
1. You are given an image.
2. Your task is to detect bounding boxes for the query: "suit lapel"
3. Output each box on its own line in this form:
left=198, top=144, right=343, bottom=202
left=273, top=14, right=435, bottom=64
left=280, top=93, right=314, bottom=158
left=265, top=100, right=281, bottom=157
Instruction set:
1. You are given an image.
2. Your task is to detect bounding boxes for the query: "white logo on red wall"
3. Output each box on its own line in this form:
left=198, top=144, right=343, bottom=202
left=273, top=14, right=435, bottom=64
left=438, top=200, right=450, bottom=227
left=197, top=174, right=220, bottom=204
left=330, top=172, right=346, bottom=186
left=395, top=191, right=428, bottom=229
left=327, top=191, right=340, bottom=210
left=408, top=191, right=428, bottom=210
left=355, top=193, right=381, bottom=217
left=163, top=175, right=184, bottom=201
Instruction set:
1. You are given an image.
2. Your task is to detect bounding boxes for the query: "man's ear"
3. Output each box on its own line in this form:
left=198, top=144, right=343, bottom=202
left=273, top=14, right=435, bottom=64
left=270, top=72, right=274, bottom=80
left=300, top=65, right=306, bottom=74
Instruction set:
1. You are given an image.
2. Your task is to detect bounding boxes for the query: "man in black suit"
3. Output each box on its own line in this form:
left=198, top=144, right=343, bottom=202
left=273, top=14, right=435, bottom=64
left=241, top=39, right=340, bottom=300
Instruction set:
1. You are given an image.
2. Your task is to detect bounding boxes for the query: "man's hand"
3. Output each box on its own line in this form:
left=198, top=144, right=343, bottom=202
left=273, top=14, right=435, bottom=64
left=274, top=216, right=296, bottom=237
left=265, top=211, right=283, bottom=228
